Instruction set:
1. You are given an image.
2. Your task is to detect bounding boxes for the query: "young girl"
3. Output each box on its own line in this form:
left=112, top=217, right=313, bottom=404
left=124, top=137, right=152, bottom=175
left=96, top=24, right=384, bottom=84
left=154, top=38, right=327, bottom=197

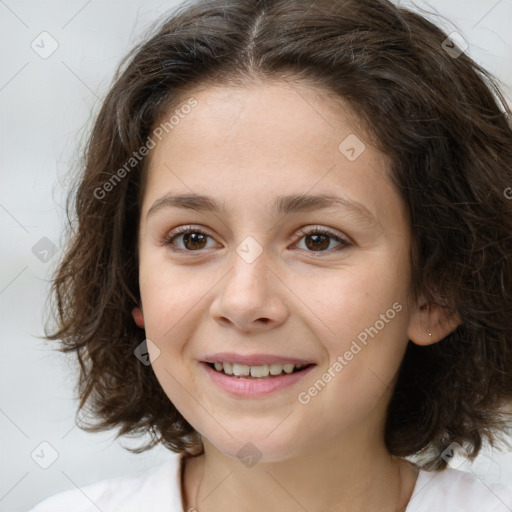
left=29, top=0, right=512, bottom=510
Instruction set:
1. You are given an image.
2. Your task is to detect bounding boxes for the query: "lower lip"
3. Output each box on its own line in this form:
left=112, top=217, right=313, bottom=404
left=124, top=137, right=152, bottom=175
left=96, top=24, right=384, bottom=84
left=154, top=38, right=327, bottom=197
left=201, top=362, right=316, bottom=398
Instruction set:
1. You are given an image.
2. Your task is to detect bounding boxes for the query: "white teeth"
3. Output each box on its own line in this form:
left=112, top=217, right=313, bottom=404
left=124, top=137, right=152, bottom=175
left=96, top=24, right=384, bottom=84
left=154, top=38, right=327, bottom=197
left=283, top=364, right=295, bottom=374
left=211, top=362, right=307, bottom=378
left=269, top=364, right=283, bottom=375
left=250, top=365, right=268, bottom=377
left=232, top=363, right=250, bottom=376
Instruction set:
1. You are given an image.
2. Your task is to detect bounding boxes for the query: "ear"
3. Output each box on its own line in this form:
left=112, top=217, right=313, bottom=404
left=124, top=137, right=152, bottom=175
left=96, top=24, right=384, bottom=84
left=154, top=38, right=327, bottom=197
left=132, top=306, right=145, bottom=329
left=407, top=295, right=462, bottom=346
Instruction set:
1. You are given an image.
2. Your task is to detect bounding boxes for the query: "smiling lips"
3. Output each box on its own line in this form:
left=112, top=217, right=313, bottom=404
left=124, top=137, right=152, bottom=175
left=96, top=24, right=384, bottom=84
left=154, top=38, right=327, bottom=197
left=202, top=359, right=316, bottom=397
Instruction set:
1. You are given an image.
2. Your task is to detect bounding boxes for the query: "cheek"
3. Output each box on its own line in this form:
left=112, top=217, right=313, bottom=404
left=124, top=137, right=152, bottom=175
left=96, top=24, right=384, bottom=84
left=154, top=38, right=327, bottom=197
left=310, top=255, right=408, bottom=343
left=310, top=255, right=410, bottom=387
left=138, top=255, right=200, bottom=332
left=138, top=262, right=204, bottom=411
left=296, top=308, right=409, bottom=439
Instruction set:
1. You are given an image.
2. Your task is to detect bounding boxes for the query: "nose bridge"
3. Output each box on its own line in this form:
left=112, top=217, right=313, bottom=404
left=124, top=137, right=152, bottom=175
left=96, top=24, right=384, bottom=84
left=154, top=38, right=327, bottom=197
left=211, top=233, right=288, bottom=330
left=229, top=234, right=273, bottom=294
left=223, top=200, right=290, bottom=294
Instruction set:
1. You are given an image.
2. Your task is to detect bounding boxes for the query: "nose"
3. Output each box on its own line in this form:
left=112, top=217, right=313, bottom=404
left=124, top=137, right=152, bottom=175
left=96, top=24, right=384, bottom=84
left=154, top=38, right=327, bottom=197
left=210, top=245, right=289, bottom=333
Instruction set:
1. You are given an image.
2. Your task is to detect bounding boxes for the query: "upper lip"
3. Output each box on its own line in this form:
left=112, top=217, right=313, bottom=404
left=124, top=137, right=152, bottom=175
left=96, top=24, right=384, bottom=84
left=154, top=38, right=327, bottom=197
left=202, top=352, right=316, bottom=366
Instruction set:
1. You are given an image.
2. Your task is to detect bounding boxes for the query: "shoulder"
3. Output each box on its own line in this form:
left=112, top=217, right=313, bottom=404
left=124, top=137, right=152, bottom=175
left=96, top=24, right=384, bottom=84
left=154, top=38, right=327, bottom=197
left=26, top=455, right=183, bottom=512
left=407, top=467, right=512, bottom=512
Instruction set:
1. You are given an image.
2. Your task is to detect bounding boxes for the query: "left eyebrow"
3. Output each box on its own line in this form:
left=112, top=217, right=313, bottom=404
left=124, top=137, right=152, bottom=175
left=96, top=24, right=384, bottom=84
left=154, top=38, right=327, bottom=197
left=146, top=192, right=381, bottom=228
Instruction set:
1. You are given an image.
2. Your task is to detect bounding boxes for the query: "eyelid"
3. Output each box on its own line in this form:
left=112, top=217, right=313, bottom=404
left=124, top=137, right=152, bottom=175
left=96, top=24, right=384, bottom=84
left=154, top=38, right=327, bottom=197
left=164, top=224, right=216, bottom=239
left=295, top=225, right=352, bottom=246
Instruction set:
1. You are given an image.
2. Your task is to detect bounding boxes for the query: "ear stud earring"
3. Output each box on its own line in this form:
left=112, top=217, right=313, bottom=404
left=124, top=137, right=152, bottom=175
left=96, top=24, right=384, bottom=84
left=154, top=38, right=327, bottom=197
left=427, top=328, right=432, bottom=337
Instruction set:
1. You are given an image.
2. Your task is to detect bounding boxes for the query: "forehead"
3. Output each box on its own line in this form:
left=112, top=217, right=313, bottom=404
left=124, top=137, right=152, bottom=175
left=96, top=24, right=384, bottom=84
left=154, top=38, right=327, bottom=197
left=154, top=80, right=364, bottom=160
left=142, top=81, right=408, bottom=235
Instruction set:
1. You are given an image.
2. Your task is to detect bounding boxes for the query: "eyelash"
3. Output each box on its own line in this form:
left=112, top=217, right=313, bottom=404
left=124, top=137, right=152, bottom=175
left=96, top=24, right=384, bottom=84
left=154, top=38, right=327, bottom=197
left=162, top=225, right=350, bottom=255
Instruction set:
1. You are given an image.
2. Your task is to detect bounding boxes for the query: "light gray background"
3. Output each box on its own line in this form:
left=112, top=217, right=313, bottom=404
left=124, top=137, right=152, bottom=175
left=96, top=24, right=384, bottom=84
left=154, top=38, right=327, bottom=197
left=1, top=1, right=511, bottom=511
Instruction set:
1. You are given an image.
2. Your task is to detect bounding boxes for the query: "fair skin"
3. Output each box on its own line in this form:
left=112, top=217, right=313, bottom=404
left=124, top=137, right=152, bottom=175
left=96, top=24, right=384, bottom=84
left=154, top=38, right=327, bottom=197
left=132, top=80, right=461, bottom=512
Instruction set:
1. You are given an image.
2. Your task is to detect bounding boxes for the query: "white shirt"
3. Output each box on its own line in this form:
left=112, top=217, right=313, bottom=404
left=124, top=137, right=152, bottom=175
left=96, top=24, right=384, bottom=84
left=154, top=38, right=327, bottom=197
left=27, top=453, right=512, bottom=511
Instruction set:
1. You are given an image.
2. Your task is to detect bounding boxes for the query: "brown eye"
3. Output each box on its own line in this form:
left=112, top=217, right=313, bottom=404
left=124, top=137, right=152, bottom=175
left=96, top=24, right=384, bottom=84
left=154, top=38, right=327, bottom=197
left=163, top=227, right=216, bottom=252
left=304, top=233, right=331, bottom=251
left=179, top=231, right=209, bottom=250
left=294, top=227, right=350, bottom=253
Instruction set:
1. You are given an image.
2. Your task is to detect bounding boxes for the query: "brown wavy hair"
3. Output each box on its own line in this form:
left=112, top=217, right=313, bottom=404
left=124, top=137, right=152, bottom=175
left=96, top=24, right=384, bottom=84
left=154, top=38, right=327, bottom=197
left=45, top=0, right=512, bottom=470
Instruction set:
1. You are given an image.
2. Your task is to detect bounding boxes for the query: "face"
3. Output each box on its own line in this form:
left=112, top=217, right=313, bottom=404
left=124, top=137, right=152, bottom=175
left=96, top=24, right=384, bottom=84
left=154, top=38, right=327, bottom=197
left=134, top=80, right=420, bottom=462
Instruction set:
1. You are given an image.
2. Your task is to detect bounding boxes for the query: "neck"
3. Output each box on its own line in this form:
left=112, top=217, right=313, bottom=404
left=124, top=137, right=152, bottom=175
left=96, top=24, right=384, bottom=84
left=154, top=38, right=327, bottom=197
left=182, top=434, right=419, bottom=512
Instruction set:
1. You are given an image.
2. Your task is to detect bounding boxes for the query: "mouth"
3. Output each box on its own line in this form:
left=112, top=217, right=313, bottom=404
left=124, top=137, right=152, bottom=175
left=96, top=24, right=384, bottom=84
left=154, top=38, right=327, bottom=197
left=204, top=361, right=315, bottom=379
left=201, top=360, right=316, bottom=398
